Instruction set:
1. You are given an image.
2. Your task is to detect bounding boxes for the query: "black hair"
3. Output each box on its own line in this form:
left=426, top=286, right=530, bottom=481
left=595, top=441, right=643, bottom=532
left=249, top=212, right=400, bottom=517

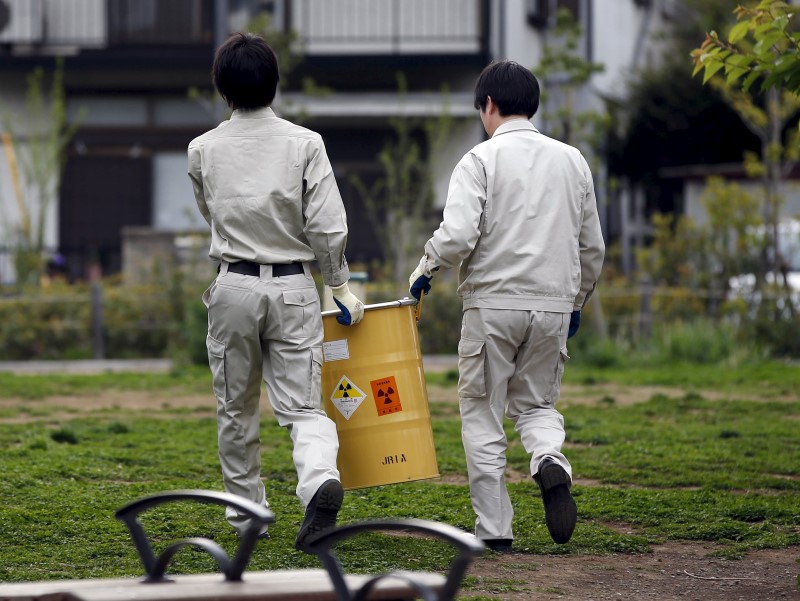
left=473, top=60, right=540, bottom=118
left=212, top=32, right=279, bottom=109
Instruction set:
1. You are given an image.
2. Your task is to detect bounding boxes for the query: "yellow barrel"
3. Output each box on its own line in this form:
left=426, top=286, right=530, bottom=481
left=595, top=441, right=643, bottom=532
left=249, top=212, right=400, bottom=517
left=321, top=298, right=440, bottom=490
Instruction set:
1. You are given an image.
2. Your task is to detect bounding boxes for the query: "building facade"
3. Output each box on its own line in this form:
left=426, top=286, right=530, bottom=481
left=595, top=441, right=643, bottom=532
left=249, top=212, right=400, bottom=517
left=0, top=0, right=675, bottom=283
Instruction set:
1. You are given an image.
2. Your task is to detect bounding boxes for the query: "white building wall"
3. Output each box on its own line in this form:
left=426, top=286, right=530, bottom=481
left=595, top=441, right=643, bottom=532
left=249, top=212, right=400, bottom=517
left=491, top=0, right=544, bottom=66
left=590, top=0, right=669, bottom=101
left=152, top=152, right=206, bottom=232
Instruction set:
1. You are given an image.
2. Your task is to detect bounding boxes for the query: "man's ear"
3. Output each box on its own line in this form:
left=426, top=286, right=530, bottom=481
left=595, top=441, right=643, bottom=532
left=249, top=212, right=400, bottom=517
left=485, top=96, right=497, bottom=115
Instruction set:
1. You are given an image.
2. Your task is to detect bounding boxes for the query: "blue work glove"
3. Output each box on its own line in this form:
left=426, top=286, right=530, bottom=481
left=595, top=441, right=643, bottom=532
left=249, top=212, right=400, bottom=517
left=409, top=275, right=431, bottom=301
left=331, top=282, right=364, bottom=326
left=568, top=310, right=581, bottom=339
left=408, top=256, right=434, bottom=301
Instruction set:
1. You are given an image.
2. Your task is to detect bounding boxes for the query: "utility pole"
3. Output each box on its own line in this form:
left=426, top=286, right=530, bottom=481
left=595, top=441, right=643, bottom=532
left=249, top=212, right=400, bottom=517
left=213, top=0, right=229, bottom=123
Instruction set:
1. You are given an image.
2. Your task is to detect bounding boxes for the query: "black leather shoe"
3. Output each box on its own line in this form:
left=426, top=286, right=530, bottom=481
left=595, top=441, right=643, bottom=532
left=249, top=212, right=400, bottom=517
left=535, top=458, right=577, bottom=544
left=483, top=538, right=514, bottom=553
left=295, top=479, right=344, bottom=553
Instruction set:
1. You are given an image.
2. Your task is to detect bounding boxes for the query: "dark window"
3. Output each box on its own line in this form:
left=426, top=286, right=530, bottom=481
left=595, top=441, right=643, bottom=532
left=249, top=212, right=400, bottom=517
left=527, top=0, right=580, bottom=28
left=59, top=154, right=152, bottom=277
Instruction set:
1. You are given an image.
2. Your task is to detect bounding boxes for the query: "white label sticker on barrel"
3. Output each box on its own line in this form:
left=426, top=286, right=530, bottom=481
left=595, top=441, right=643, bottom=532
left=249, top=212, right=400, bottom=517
left=330, top=375, right=367, bottom=420
left=323, top=339, right=350, bottom=362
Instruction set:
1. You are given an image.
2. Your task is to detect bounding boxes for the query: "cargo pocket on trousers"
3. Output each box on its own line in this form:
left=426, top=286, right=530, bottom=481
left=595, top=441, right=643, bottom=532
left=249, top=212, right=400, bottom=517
left=307, top=347, right=323, bottom=410
left=281, top=288, right=318, bottom=339
left=544, top=347, right=570, bottom=404
left=206, top=335, right=227, bottom=402
left=458, top=338, right=486, bottom=398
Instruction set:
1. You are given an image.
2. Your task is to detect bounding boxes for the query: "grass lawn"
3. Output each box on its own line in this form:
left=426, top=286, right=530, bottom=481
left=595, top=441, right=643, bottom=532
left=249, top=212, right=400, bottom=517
left=0, top=360, right=798, bottom=587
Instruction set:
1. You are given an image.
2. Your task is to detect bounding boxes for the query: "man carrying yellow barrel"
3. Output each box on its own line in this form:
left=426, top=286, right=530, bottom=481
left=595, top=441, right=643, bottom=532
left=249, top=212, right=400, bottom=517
left=409, top=60, right=605, bottom=552
left=189, top=33, right=364, bottom=551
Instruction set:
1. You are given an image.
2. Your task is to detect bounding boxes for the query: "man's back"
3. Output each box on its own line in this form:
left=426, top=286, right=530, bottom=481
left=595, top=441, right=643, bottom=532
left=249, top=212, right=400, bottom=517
left=188, top=108, right=348, bottom=278
left=439, top=120, right=602, bottom=313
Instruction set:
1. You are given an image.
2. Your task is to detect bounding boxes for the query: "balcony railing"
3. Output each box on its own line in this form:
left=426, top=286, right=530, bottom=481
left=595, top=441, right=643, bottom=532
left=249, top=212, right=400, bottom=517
left=2, top=0, right=485, bottom=54
left=288, top=0, right=488, bottom=55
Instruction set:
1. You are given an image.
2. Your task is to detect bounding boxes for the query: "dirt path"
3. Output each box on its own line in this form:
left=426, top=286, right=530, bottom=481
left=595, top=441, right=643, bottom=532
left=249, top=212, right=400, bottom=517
left=467, top=543, right=799, bottom=600
left=2, top=386, right=799, bottom=600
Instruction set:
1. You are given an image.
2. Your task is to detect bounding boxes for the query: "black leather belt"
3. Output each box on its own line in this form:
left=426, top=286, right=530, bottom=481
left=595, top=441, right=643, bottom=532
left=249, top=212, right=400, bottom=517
left=227, top=261, right=303, bottom=277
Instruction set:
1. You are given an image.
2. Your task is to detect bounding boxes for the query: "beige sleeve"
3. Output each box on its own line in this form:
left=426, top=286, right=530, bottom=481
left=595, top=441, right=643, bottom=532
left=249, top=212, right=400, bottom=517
left=424, top=152, right=487, bottom=271
left=188, top=144, right=211, bottom=226
left=574, top=155, right=606, bottom=309
left=302, top=136, right=350, bottom=287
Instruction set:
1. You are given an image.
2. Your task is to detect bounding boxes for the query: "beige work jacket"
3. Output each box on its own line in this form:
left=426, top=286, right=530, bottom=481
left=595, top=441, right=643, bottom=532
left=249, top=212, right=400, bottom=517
left=188, top=107, right=350, bottom=287
left=423, top=119, right=605, bottom=312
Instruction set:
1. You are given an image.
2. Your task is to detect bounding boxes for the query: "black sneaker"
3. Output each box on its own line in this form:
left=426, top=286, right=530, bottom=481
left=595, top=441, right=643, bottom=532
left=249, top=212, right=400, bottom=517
left=483, top=538, right=513, bottom=553
left=535, top=458, right=577, bottom=544
left=294, top=479, right=344, bottom=553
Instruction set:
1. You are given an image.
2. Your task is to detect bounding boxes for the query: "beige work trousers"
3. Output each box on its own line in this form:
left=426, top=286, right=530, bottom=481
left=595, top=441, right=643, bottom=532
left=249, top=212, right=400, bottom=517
left=458, top=307, right=571, bottom=541
left=203, top=261, right=339, bottom=535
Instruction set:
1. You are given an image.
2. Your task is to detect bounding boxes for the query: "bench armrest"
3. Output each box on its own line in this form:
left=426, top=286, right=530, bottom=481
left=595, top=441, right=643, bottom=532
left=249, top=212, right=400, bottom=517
left=306, top=518, right=486, bottom=601
left=115, top=490, right=274, bottom=583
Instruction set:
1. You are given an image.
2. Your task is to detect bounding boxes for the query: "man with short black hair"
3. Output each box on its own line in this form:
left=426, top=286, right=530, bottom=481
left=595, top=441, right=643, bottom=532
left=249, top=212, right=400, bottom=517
left=188, top=32, right=363, bottom=552
left=409, top=60, right=605, bottom=550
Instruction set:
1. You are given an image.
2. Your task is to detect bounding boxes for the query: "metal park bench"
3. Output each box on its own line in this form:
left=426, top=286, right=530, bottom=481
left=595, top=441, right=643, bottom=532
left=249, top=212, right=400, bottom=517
left=0, top=490, right=485, bottom=601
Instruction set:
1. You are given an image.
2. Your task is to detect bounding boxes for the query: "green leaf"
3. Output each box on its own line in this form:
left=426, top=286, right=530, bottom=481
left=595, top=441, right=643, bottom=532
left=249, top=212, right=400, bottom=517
left=754, top=23, right=775, bottom=38
left=753, top=32, right=786, bottom=54
left=728, top=21, right=750, bottom=44
left=773, top=16, right=790, bottom=33
left=784, top=69, right=800, bottom=92
left=727, top=54, right=755, bottom=68
left=743, top=70, right=761, bottom=92
left=702, top=61, right=725, bottom=84
left=725, top=66, right=750, bottom=84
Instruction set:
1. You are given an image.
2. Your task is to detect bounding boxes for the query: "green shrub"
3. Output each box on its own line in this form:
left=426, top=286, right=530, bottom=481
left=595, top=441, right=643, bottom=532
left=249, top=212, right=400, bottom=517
left=573, top=336, right=627, bottom=368
left=653, top=319, right=736, bottom=364
left=0, top=284, right=92, bottom=360
left=181, top=296, right=210, bottom=366
left=1, top=274, right=797, bottom=363
left=748, top=291, right=800, bottom=358
left=103, top=284, right=178, bottom=358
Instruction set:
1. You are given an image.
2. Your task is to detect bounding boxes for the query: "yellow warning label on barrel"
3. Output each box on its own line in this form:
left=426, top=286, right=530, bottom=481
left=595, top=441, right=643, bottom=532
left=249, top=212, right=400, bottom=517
left=330, top=375, right=367, bottom=420
left=370, top=376, right=403, bottom=416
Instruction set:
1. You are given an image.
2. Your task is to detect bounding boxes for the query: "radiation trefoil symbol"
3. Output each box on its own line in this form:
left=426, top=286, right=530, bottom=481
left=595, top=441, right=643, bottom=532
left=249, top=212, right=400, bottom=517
left=329, top=375, right=367, bottom=420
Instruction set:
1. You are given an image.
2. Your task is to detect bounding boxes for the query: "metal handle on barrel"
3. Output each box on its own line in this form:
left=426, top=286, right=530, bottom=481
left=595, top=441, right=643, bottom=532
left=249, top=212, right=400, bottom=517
left=321, top=297, right=421, bottom=318
left=414, top=290, right=424, bottom=322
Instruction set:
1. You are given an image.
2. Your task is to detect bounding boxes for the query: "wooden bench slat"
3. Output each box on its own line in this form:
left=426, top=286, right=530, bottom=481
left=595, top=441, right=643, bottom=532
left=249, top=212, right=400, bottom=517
left=0, top=569, right=446, bottom=601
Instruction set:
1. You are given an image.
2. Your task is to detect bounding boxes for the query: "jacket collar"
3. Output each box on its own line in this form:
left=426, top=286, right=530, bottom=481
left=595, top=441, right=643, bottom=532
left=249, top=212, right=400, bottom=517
left=230, top=107, right=276, bottom=120
left=492, top=119, right=539, bottom=137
